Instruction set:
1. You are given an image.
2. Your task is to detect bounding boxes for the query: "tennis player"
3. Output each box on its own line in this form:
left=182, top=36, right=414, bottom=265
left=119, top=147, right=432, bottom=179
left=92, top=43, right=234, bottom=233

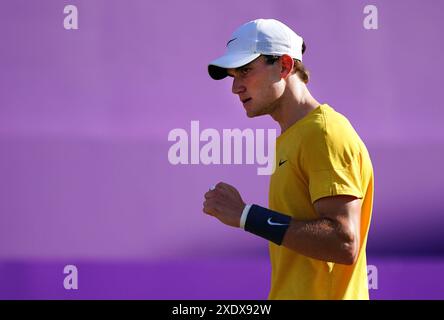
left=203, top=19, right=374, bottom=300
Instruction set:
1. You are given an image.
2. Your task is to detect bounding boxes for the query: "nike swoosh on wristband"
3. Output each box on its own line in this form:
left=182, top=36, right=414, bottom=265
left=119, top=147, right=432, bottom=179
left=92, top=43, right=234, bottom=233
left=267, top=218, right=289, bottom=226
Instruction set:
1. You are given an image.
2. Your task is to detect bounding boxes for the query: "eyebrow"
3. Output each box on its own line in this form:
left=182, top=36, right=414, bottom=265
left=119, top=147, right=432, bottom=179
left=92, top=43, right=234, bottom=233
left=227, top=64, right=253, bottom=77
left=226, top=70, right=235, bottom=77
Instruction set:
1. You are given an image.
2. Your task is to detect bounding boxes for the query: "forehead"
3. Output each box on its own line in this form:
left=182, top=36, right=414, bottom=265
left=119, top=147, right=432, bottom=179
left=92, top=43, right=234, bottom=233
left=226, top=56, right=266, bottom=77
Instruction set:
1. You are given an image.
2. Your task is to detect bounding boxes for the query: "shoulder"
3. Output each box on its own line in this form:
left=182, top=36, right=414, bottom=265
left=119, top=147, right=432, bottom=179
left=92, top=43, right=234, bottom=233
left=300, top=105, right=362, bottom=168
left=302, top=104, right=357, bottom=138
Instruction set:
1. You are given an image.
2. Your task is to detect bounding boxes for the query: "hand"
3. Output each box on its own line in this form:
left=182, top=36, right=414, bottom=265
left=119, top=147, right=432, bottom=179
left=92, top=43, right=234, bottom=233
left=203, top=182, right=246, bottom=228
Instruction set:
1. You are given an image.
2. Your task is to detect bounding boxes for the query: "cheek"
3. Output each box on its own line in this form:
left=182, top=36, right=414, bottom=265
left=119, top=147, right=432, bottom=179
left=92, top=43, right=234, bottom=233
left=247, top=71, right=284, bottom=101
left=258, top=71, right=284, bottom=97
left=259, top=81, right=284, bottom=101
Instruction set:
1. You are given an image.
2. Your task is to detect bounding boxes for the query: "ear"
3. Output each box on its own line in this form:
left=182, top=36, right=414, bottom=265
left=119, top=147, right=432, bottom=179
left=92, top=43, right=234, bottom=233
left=280, top=54, right=294, bottom=79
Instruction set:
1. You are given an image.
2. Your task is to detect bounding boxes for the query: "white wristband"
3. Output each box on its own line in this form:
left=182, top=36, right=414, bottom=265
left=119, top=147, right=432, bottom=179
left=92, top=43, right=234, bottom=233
left=240, top=204, right=252, bottom=230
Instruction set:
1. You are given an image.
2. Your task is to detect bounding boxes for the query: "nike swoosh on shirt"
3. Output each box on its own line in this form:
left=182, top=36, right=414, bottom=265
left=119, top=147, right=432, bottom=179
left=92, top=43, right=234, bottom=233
left=267, top=218, right=289, bottom=226
left=278, top=159, right=288, bottom=166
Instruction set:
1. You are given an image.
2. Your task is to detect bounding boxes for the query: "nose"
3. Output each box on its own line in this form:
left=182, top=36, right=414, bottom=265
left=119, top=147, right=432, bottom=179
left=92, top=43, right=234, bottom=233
left=232, top=77, right=246, bottom=95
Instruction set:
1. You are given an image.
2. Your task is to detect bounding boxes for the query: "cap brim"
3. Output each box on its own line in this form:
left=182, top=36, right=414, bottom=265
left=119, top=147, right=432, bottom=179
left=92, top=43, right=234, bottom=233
left=208, top=52, right=261, bottom=80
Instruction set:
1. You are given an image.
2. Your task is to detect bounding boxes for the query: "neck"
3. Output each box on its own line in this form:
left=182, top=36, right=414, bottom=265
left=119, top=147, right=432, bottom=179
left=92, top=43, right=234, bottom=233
left=270, top=81, right=320, bottom=133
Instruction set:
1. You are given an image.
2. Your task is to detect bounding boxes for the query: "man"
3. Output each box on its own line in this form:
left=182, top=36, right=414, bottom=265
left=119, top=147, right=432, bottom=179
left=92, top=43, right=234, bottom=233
left=203, top=19, right=374, bottom=300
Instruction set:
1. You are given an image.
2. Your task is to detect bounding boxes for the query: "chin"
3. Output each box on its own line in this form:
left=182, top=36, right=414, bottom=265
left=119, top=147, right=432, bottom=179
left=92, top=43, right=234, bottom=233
left=246, top=110, right=263, bottom=118
left=243, top=102, right=268, bottom=118
left=244, top=107, right=257, bottom=118
left=246, top=105, right=268, bottom=118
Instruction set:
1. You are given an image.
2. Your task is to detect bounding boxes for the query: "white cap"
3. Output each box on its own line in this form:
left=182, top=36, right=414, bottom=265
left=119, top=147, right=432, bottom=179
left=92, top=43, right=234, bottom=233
left=208, top=19, right=304, bottom=80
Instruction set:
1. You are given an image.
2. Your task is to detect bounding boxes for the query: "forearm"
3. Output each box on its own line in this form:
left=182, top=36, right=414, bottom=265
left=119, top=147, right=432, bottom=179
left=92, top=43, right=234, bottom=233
left=242, top=204, right=358, bottom=265
left=281, top=218, right=357, bottom=265
left=203, top=183, right=360, bottom=265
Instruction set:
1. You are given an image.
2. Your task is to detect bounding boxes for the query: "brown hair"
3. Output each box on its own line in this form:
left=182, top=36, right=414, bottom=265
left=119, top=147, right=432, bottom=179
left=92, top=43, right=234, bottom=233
left=263, top=41, right=310, bottom=84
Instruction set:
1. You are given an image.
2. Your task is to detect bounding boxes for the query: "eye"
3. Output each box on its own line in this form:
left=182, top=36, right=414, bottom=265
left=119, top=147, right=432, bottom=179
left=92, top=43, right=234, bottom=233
left=240, top=68, right=251, bottom=75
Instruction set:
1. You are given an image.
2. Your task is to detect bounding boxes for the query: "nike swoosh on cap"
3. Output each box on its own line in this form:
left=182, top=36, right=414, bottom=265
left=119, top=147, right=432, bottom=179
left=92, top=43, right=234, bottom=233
left=226, top=38, right=237, bottom=47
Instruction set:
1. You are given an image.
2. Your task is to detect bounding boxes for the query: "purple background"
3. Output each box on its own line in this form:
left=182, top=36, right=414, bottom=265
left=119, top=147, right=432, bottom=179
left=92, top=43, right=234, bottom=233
left=1, top=0, right=443, bottom=299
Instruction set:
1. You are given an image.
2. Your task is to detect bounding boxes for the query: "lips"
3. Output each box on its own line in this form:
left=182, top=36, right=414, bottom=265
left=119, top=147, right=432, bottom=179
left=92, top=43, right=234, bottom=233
left=241, top=98, right=252, bottom=104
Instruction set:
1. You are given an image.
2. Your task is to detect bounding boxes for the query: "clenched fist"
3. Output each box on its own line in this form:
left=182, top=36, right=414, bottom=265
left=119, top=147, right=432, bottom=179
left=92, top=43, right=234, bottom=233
left=203, top=182, right=246, bottom=228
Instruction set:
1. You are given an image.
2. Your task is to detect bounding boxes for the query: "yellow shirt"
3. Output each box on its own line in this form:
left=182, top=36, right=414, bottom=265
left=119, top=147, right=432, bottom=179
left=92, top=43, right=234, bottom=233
left=268, top=104, right=374, bottom=300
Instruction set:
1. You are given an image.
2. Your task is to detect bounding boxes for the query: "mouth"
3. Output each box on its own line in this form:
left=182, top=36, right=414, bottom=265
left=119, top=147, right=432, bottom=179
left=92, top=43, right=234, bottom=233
left=241, top=98, right=252, bottom=104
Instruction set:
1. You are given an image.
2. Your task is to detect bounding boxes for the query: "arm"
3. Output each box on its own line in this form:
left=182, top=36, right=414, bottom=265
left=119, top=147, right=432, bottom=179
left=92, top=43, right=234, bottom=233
left=203, top=182, right=361, bottom=265
left=281, top=195, right=361, bottom=265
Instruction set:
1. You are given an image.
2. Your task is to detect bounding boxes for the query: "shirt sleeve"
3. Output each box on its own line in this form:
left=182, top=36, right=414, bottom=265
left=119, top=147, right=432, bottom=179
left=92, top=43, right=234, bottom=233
left=301, top=114, right=364, bottom=204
